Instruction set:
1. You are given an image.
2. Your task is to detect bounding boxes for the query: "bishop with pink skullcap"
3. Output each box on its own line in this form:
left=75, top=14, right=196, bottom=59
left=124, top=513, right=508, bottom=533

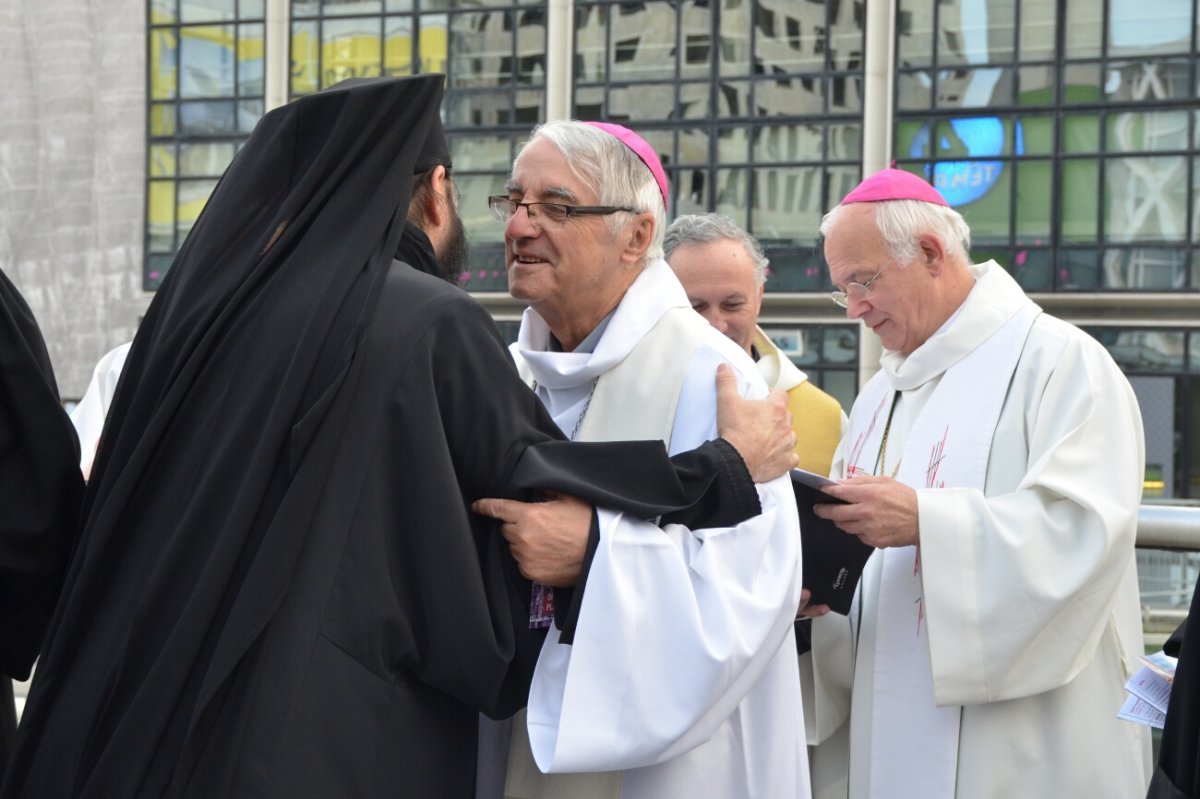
left=840, top=166, right=949, bottom=207
left=583, top=120, right=670, bottom=207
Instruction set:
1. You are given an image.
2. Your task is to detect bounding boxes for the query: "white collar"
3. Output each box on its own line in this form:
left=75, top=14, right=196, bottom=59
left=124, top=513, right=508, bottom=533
left=880, top=260, right=1039, bottom=391
left=515, top=258, right=690, bottom=390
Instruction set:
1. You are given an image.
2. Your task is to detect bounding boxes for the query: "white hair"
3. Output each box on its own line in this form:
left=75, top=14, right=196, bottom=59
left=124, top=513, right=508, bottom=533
left=819, top=199, right=972, bottom=266
left=663, top=213, right=769, bottom=287
left=514, top=120, right=666, bottom=265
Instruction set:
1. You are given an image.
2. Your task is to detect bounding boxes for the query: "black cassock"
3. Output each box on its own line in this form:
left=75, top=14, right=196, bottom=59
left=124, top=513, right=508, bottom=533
left=1148, top=580, right=1200, bottom=799
left=1, top=76, right=756, bottom=798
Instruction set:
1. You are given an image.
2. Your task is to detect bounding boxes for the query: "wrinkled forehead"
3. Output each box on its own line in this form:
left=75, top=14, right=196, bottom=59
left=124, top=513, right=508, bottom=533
left=506, top=138, right=597, bottom=204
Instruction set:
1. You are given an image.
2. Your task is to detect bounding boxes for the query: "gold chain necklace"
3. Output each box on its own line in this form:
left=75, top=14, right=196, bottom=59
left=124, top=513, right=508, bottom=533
left=875, top=392, right=903, bottom=478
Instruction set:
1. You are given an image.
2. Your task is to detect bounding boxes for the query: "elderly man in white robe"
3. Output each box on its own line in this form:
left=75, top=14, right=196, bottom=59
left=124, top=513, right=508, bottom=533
left=805, top=168, right=1152, bottom=799
left=473, top=121, right=810, bottom=799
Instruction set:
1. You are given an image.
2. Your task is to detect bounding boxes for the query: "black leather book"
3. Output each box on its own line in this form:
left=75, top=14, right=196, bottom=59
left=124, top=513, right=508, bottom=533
left=790, top=469, right=875, bottom=615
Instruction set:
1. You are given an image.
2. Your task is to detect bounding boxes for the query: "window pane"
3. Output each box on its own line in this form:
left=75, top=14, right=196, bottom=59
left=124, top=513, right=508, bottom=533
left=149, top=103, right=177, bottom=137
left=1101, top=330, right=1186, bottom=370
left=456, top=173, right=507, bottom=246
left=180, top=0, right=235, bottom=23
left=178, top=142, right=237, bottom=176
left=1106, top=111, right=1190, bottom=153
left=1060, top=159, right=1099, bottom=241
left=1017, top=65, right=1054, bottom=106
left=753, top=124, right=823, bottom=163
left=323, top=0, right=382, bottom=17
left=608, top=83, right=676, bottom=122
left=179, top=100, right=237, bottom=135
left=828, top=3, right=863, bottom=71
left=936, top=67, right=1012, bottom=109
left=150, top=29, right=179, bottom=100
left=147, top=181, right=177, bottom=253
left=826, top=165, right=860, bottom=209
left=678, top=82, right=711, bottom=121
left=828, top=124, right=861, bottom=162
left=1101, top=248, right=1188, bottom=289
left=1106, top=61, right=1193, bottom=103
left=240, top=0, right=263, bottom=17
left=1009, top=248, right=1053, bottom=291
left=754, top=75, right=827, bottom=116
left=448, top=12, right=506, bottom=87
left=1059, top=248, right=1099, bottom=288
left=678, top=128, right=710, bottom=166
left=1019, top=0, right=1055, bottom=60
left=418, top=13, right=449, bottom=75
left=514, top=7, right=547, bottom=85
left=149, top=144, right=176, bottom=177
left=1065, top=0, right=1103, bottom=59
left=238, top=23, right=265, bottom=95
left=938, top=0, right=1015, bottom=66
left=1108, top=0, right=1193, bottom=58
left=896, top=70, right=933, bottom=111
left=446, top=134, right=511, bottom=172
left=718, top=1, right=752, bottom=77
left=384, top=16, right=413, bottom=77
left=180, top=26, right=236, bottom=98
left=291, top=20, right=319, bottom=95
left=680, top=3, right=714, bottom=80
left=674, top=166, right=712, bottom=217
left=152, top=0, right=178, bottom=25
left=608, top=6, right=675, bottom=82
left=237, top=98, right=263, bottom=133
left=715, top=167, right=749, bottom=226
left=897, top=0, right=934, bottom=67
left=177, top=179, right=219, bottom=242
left=715, top=81, right=751, bottom=116
left=1063, top=62, right=1103, bottom=104
left=1017, top=115, right=1054, bottom=156
left=751, top=165, right=824, bottom=240
left=1015, top=160, right=1053, bottom=241
left=755, top=4, right=826, bottom=72
left=323, top=18, right=382, bottom=86
left=1105, top=156, right=1189, bottom=242
left=1062, top=114, right=1100, bottom=154
left=575, top=4, right=607, bottom=83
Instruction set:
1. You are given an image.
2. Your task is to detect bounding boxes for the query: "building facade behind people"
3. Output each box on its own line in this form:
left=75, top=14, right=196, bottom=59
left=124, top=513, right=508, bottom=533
left=664, top=212, right=845, bottom=477
left=0, top=269, right=85, bottom=781
left=805, top=168, right=1151, bottom=798
left=1, top=77, right=792, bottom=799
left=477, top=121, right=809, bottom=798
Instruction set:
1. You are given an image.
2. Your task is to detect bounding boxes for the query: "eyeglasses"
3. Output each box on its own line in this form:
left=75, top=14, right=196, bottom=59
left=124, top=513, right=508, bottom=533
left=830, top=261, right=893, bottom=308
left=487, top=195, right=639, bottom=226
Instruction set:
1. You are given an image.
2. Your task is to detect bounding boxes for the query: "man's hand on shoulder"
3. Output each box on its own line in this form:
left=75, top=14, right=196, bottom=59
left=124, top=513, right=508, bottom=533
left=472, top=492, right=592, bottom=587
left=715, top=363, right=797, bottom=483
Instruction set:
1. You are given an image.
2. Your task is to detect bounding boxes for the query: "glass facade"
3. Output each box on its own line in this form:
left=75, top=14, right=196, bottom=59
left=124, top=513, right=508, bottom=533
left=146, top=0, right=266, bottom=289
left=895, top=0, right=1200, bottom=293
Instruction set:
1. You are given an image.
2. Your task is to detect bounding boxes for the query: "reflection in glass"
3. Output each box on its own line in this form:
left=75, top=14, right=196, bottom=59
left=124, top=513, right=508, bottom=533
left=179, top=100, right=238, bottom=135
left=1065, top=0, right=1103, bottom=59
left=456, top=174, right=508, bottom=247
left=823, top=327, right=858, bottom=364
left=180, top=26, right=236, bottom=98
left=751, top=165, right=823, bottom=241
left=1062, top=115, right=1099, bottom=154
left=150, top=104, right=177, bottom=137
left=715, top=168, right=748, bottom=226
left=1105, top=61, right=1193, bottom=103
left=447, top=134, right=511, bottom=172
left=819, top=370, right=857, bottom=414
left=238, top=23, right=265, bottom=95
left=1058, top=248, right=1099, bottom=289
left=1108, top=0, right=1192, bottom=57
left=448, top=12, right=509, bottom=88
left=896, top=70, right=933, bottom=110
left=177, top=179, right=220, bottom=241
left=677, top=128, right=709, bottom=166
left=146, top=181, right=177, bottom=253
left=1102, top=330, right=1186, bottom=370
left=384, top=16, right=413, bottom=77
left=605, top=5, right=674, bottom=82
left=679, top=4, right=713, bottom=81
left=608, top=83, right=676, bottom=122
left=1019, top=0, right=1055, bottom=60
left=1008, top=248, right=1053, bottom=291
left=1017, top=115, right=1054, bottom=156
left=1190, top=331, right=1200, bottom=370
left=1062, top=62, right=1103, bottom=104
left=291, top=20, right=319, bottom=95
left=149, top=144, right=176, bottom=178
left=322, top=18, right=382, bottom=87
left=936, top=67, right=1012, bottom=108
left=826, top=165, right=860, bottom=210
left=573, top=85, right=605, bottom=119
left=150, top=29, right=178, bottom=100
left=1105, top=156, right=1188, bottom=242
left=575, top=4, right=607, bottom=83
left=753, top=2, right=826, bottom=72
left=678, top=83, right=711, bottom=120
left=897, top=0, right=933, bottom=67
left=1102, top=248, right=1188, bottom=289
left=151, top=0, right=177, bottom=25
left=237, top=99, right=263, bottom=133
left=1015, top=160, right=1053, bottom=241
left=1060, top=159, right=1099, bottom=241
left=1017, top=66, right=1053, bottom=106
left=674, top=166, right=710, bottom=217
left=180, top=0, right=235, bottom=24
left=753, top=125, right=823, bottom=164
left=828, top=125, right=862, bottom=161
left=827, top=2, right=863, bottom=71
left=718, top=2, right=752, bottom=77
left=179, top=142, right=237, bottom=176
left=755, top=76, right=826, bottom=116
left=322, top=0, right=382, bottom=17
left=241, top=0, right=265, bottom=18
left=715, top=127, right=745, bottom=165
left=715, top=81, right=751, bottom=117
left=418, top=14, right=449, bottom=75
left=1106, top=111, right=1190, bottom=153
left=937, top=0, right=1015, bottom=67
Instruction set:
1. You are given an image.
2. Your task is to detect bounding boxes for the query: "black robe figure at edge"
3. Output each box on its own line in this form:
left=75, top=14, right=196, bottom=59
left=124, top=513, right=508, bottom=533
left=0, top=269, right=84, bottom=781
left=1148, top=579, right=1200, bottom=799
left=1, top=76, right=759, bottom=798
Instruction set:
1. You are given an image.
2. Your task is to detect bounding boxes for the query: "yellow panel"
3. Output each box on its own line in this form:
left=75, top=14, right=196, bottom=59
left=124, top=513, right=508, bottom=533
left=418, top=24, right=448, bottom=75
left=146, top=181, right=177, bottom=237
left=321, top=34, right=383, bottom=87
left=150, top=29, right=178, bottom=100
left=384, top=31, right=414, bottom=77
left=149, top=144, right=176, bottom=178
left=149, top=104, right=176, bottom=137
left=291, top=25, right=319, bottom=96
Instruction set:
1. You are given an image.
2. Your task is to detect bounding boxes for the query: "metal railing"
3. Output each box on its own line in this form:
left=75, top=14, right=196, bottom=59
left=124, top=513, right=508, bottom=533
left=1137, top=503, right=1200, bottom=551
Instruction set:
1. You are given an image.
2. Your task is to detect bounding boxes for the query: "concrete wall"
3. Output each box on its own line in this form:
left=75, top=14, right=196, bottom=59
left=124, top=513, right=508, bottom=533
left=0, top=0, right=151, bottom=399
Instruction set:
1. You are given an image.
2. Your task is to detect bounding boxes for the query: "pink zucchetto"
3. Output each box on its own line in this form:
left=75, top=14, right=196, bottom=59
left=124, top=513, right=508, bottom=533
left=583, top=121, right=669, bottom=207
left=840, top=167, right=949, bottom=207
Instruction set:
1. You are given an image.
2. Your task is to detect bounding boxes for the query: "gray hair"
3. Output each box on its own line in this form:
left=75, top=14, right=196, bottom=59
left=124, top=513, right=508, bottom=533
left=663, top=213, right=769, bottom=287
left=819, top=198, right=972, bottom=267
left=515, top=120, right=666, bottom=264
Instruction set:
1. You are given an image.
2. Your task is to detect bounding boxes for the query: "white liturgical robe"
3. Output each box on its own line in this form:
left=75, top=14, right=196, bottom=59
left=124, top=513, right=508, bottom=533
left=508, top=259, right=810, bottom=799
left=807, top=261, right=1152, bottom=799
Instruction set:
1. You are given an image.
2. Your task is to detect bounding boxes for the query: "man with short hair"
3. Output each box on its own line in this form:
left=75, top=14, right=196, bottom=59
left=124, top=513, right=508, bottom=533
left=808, top=168, right=1151, bottom=798
left=665, top=213, right=845, bottom=477
left=2, top=78, right=794, bottom=799
left=474, top=122, right=809, bottom=799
